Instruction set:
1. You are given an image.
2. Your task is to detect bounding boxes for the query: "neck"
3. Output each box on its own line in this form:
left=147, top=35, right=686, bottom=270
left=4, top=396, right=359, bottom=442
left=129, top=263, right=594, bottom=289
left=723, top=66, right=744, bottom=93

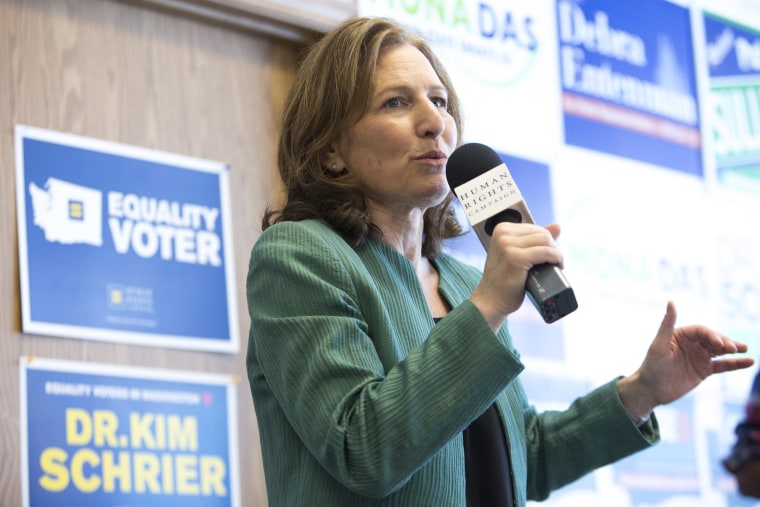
left=369, top=205, right=425, bottom=269
left=370, top=206, right=448, bottom=318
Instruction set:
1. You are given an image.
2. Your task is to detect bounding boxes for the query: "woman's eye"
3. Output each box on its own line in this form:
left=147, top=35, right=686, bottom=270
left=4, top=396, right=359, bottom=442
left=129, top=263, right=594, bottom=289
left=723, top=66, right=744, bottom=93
left=384, top=97, right=403, bottom=108
left=431, top=96, right=448, bottom=108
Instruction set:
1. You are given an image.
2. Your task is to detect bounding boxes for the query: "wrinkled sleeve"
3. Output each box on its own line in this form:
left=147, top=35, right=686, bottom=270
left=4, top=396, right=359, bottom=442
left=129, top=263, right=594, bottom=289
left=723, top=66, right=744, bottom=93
left=524, top=378, right=660, bottom=501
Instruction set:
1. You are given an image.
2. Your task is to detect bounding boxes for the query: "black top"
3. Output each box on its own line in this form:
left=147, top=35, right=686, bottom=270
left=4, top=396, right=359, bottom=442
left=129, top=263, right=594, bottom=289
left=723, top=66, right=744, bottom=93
left=432, top=318, right=514, bottom=506
left=463, top=404, right=515, bottom=506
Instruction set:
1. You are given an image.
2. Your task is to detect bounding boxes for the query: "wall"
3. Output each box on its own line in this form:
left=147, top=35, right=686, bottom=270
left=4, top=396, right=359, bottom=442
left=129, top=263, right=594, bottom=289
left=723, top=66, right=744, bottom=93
left=0, top=0, right=304, bottom=504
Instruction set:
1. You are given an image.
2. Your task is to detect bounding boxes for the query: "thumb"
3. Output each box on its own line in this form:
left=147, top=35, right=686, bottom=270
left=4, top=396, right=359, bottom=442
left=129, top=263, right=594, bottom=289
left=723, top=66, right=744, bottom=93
left=652, top=301, right=677, bottom=352
left=545, top=223, right=561, bottom=240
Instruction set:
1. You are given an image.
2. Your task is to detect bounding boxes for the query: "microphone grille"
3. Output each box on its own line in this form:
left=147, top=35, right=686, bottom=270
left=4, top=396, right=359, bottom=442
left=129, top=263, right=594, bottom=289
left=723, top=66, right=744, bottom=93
left=446, top=143, right=503, bottom=189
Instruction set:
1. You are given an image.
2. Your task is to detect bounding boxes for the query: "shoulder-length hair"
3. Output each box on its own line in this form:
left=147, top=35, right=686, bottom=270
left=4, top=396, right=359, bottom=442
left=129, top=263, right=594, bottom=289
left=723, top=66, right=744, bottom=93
left=263, top=16, right=464, bottom=258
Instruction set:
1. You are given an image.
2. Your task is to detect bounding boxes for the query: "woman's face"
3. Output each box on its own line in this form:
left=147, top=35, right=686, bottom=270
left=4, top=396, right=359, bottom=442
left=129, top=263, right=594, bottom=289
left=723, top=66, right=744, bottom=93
left=332, top=43, right=458, bottom=220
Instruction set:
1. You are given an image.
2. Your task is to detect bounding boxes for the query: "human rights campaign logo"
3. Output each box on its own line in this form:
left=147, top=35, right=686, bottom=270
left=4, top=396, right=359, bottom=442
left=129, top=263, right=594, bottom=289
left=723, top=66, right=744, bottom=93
left=29, top=178, right=103, bottom=247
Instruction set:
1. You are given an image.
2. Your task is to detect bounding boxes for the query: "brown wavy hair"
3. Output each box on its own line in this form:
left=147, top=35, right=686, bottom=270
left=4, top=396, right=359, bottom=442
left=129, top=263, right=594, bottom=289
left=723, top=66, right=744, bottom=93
left=263, top=17, right=464, bottom=258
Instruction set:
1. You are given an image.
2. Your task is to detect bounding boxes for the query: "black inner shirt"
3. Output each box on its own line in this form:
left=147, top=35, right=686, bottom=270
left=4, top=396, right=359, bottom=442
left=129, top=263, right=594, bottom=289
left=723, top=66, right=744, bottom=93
left=463, top=404, right=515, bottom=506
left=433, top=317, right=514, bottom=506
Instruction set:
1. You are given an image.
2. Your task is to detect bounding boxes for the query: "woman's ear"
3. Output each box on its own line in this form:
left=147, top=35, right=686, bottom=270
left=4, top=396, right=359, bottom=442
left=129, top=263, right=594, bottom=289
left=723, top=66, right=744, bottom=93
left=321, top=146, right=346, bottom=175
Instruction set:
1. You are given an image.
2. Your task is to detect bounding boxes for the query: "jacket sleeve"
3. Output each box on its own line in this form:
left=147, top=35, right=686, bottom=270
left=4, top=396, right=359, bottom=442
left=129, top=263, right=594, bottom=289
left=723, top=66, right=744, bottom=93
left=416, top=251, right=661, bottom=503
left=524, top=377, right=660, bottom=501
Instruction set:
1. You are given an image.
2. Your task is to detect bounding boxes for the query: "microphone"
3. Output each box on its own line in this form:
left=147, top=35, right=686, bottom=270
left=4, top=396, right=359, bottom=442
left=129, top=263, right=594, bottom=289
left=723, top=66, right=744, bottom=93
left=446, top=142, right=578, bottom=323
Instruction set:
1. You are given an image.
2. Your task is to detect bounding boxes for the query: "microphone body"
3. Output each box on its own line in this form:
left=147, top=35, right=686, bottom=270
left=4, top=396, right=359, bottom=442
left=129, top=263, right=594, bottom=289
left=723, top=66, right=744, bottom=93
left=446, top=143, right=577, bottom=323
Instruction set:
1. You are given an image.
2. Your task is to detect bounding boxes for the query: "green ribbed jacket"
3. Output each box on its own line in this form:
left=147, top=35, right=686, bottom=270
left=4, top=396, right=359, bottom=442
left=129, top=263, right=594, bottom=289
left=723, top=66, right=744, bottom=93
left=246, top=219, right=658, bottom=506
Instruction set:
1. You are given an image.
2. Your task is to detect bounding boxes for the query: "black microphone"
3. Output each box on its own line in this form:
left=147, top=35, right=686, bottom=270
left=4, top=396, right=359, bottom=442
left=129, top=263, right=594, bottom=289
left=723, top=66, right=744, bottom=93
left=446, top=142, right=578, bottom=323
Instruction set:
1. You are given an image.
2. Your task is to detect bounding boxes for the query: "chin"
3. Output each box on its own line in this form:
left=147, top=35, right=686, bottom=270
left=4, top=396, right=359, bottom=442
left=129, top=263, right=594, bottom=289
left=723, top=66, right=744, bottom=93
left=424, top=187, right=451, bottom=208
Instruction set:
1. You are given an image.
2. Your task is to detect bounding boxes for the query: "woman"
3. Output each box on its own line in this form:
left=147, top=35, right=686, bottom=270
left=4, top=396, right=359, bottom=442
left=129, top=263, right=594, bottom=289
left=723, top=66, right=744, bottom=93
left=246, top=16, right=753, bottom=506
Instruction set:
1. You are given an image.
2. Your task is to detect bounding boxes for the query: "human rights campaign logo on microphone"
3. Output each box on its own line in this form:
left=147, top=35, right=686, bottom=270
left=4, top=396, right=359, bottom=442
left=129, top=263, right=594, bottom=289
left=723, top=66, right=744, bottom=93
left=14, top=125, right=239, bottom=353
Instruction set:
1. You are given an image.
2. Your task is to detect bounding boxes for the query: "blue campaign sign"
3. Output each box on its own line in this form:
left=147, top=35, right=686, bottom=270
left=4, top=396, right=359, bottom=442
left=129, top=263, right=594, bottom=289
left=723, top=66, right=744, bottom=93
left=557, top=0, right=702, bottom=175
left=14, top=126, right=239, bottom=352
left=704, top=12, right=760, bottom=79
left=703, top=13, right=760, bottom=188
left=19, top=357, right=240, bottom=507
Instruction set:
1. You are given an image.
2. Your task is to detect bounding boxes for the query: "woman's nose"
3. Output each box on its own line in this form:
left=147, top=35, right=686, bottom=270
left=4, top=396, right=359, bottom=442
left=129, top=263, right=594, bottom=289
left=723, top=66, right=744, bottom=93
left=417, top=100, right=445, bottom=138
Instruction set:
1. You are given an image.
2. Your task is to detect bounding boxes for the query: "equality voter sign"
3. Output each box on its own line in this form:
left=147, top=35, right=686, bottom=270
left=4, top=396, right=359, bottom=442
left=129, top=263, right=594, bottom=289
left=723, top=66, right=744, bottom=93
left=14, top=125, right=239, bottom=352
left=557, top=0, right=702, bottom=176
left=703, top=11, right=760, bottom=191
left=19, top=356, right=240, bottom=507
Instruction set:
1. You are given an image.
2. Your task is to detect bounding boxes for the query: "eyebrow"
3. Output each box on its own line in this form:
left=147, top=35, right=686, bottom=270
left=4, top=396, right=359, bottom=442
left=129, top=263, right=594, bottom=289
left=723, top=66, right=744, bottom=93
left=374, top=83, right=448, bottom=97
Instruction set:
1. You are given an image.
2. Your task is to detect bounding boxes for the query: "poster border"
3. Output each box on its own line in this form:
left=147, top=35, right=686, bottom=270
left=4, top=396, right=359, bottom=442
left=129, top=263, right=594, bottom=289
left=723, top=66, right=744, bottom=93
left=14, top=125, right=240, bottom=353
left=18, top=355, right=241, bottom=507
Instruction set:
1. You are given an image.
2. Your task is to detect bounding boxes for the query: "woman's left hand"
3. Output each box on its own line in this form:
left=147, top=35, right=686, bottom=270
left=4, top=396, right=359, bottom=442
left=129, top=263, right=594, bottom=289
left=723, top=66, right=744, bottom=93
left=618, top=301, right=755, bottom=420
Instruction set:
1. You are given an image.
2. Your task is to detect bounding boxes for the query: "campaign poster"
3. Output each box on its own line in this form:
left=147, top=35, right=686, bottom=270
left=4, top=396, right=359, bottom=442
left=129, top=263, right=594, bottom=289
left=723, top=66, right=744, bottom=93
left=703, top=11, right=760, bottom=193
left=19, top=356, right=240, bottom=507
left=14, top=125, right=239, bottom=352
left=557, top=0, right=702, bottom=175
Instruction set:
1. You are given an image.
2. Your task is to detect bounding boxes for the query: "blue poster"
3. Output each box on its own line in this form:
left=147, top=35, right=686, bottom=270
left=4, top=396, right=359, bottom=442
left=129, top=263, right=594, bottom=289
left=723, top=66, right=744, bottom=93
left=557, top=0, right=702, bottom=175
left=14, top=126, right=239, bottom=352
left=19, top=357, right=240, bottom=507
left=703, top=12, right=760, bottom=191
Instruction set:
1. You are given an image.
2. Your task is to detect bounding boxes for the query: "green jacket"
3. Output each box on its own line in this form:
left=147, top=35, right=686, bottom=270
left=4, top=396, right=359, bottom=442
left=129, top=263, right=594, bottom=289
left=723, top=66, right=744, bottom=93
left=246, top=219, right=658, bottom=506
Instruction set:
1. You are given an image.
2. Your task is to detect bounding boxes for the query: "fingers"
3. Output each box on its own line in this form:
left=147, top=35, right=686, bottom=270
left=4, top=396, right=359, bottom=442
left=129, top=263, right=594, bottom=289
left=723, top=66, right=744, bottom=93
left=661, top=302, right=748, bottom=360
left=489, top=222, right=563, bottom=268
left=711, top=356, right=756, bottom=374
left=674, top=321, right=754, bottom=373
left=707, top=336, right=747, bottom=356
left=692, top=327, right=750, bottom=358
left=491, top=221, right=554, bottom=243
left=476, top=222, right=565, bottom=322
left=706, top=332, right=753, bottom=373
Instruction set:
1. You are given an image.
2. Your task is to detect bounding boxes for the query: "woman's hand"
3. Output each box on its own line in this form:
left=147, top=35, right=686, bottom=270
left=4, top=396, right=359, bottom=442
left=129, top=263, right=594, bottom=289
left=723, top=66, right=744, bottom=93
left=618, top=301, right=755, bottom=420
left=470, top=222, right=563, bottom=333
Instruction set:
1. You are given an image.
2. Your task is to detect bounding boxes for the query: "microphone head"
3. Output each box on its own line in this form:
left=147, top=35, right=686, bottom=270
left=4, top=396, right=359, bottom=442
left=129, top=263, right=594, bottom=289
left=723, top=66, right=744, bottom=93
left=446, top=142, right=504, bottom=189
